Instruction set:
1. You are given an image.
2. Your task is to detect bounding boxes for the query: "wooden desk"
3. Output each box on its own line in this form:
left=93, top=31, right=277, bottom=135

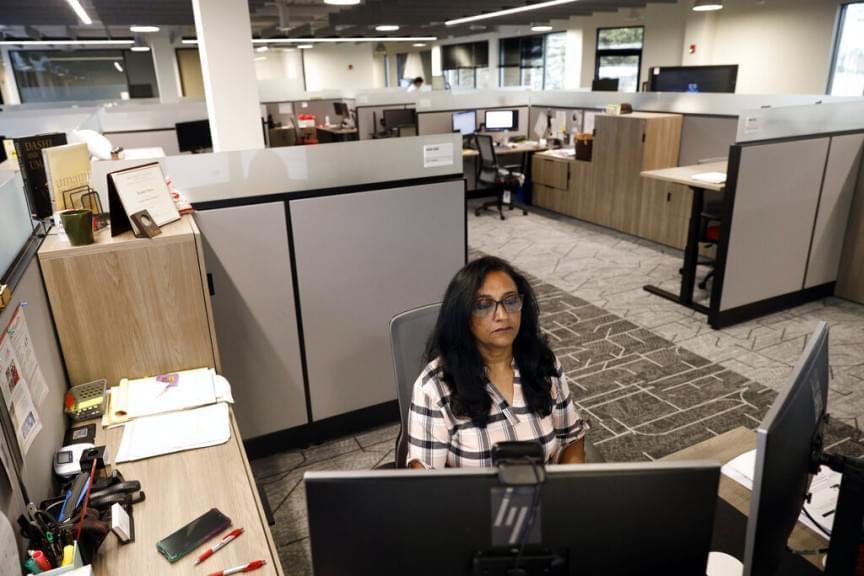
left=665, top=426, right=827, bottom=569
left=462, top=142, right=547, bottom=158
left=316, top=126, right=359, bottom=143
left=93, top=408, right=284, bottom=575
left=640, top=161, right=728, bottom=315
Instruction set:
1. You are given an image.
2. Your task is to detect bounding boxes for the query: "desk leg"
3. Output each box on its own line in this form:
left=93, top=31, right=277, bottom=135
left=643, top=186, right=709, bottom=315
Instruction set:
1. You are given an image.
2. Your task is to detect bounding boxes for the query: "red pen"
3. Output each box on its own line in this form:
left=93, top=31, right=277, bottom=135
left=208, top=559, right=266, bottom=576
left=194, top=528, right=245, bottom=565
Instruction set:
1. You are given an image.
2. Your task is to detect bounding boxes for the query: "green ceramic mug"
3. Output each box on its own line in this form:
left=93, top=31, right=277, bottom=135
left=60, top=209, right=94, bottom=246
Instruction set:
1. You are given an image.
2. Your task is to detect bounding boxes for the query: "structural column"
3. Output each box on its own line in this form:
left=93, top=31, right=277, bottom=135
left=191, top=0, right=264, bottom=151
left=149, top=35, right=182, bottom=104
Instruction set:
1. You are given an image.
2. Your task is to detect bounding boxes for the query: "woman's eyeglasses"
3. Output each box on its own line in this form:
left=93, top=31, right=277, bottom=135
left=471, top=294, right=524, bottom=318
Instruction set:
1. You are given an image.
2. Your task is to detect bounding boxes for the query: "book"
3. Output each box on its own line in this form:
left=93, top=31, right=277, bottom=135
left=13, top=133, right=67, bottom=219
left=42, top=143, right=91, bottom=212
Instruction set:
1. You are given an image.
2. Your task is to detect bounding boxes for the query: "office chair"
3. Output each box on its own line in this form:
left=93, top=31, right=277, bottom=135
left=386, top=302, right=605, bottom=468
left=473, top=134, right=528, bottom=221
left=695, top=156, right=727, bottom=290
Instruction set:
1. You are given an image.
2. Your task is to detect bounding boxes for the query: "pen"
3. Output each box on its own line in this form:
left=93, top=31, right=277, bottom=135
left=208, top=559, right=266, bottom=576
left=194, top=528, right=245, bottom=565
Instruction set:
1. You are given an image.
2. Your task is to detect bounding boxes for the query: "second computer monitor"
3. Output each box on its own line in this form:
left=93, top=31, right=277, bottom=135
left=306, top=461, right=720, bottom=575
left=383, top=108, right=416, bottom=130
left=484, top=109, right=518, bottom=132
left=452, top=110, right=477, bottom=136
left=743, top=321, right=830, bottom=576
left=333, top=101, right=349, bottom=118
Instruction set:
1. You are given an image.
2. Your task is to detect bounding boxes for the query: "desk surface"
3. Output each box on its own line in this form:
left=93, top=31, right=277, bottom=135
left=316, top=126, right=358, bottom=135
left=664, top=426, right=827, bottom=569
left=640, top=161, right=728, bottom=192
left=462, top=142, right=547, bottom=157
left=93, top=409, right=283, bottom=576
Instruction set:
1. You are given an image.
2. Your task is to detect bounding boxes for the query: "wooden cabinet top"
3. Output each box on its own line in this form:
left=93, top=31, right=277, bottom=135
left=597, top=112, right=683, bottom=120
left=39, top=214, right=196, bottom=260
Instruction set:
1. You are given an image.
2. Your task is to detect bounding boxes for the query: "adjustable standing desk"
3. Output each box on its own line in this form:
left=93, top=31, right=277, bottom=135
left=640, top=161, right=727, bottom=314
left=463, top=142, right=548, bottom=196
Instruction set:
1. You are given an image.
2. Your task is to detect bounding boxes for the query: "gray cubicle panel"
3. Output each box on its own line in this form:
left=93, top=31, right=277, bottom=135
left=290, top=180, right=465, bottom=421
left=679, top=116, right=738, bottom=166
left=194, top=203, right=308, bottom=439
left=526, top=106, right=585, bottom=139
left=709, top=131, right=864, bottom=327
left=0, top=256, right=67, bottom=548
left=417, top=106, right=529, bottom=140
left=104, top=129, right=181, bottom=156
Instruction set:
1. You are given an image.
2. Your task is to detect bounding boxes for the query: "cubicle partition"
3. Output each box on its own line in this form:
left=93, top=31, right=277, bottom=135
left=417, top=106, right=530, bottom=140
left=97, top=101, right=208, bottom=156
left=94, top=135, right=466, bottom=451
left=0, top=172, right=68, bottom=559
left=709, top=103, right=864, bottom=327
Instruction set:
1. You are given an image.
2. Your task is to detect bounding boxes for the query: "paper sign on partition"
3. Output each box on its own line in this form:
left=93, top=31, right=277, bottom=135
left=423, top=143, right=454, bottom=168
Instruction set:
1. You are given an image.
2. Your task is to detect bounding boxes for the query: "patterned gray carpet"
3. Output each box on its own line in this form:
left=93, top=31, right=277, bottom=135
left=252, top=261, right=864, bottom=574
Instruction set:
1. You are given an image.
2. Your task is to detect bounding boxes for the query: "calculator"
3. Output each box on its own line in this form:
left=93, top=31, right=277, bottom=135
left=64, top=379, right=108, bottom=421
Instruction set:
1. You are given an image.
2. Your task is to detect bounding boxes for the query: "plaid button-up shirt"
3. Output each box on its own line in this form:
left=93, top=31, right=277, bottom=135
left=407, top=356, right=589, bottom=469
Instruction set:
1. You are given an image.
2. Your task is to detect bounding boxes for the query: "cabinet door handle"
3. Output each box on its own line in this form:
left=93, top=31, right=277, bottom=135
left=207, top=273, right=215, bottom=296
left=667, top=192, right=671, bottom=202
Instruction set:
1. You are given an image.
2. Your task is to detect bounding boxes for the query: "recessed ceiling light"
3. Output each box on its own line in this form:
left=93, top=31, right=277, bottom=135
left=531, top=25, right=553, bottom=32
left=323, top=0, right=361, bottom=4
left=693, top=0, right=723, bottom=10
left=129, top=25, right=160, bottom=33
left=255, top=45, right=269, bottom=52
left=130, top=45, right=150, bottom=52
left=412, top=43, right=427, bottom=47
left=446, top=0, right=580, bottom=26
left=65, top=0, right=92, bottom=25
left=298, top=44, right=314, bottom=49
left=375, top=25, right=400, bottom=32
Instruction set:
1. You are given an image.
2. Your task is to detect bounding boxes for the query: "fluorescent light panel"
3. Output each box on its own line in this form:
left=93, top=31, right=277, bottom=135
left=182, top=37, right=437, bottom=45
left=130, top=25, right=160, bottom=33
left=446, top=0, right=581, bottom=26
left=531, top=25, right=553, bottom=32
left=0, top=39, right=134, bottom=46
left=65, top=0, right=92, bottom=25
left=323, top=0, right=361, bottom=4
left=375, top=25, right=400, bottom=32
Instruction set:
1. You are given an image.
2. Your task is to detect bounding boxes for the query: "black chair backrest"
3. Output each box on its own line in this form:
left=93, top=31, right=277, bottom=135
left=474, top=134, right=501, bottom=186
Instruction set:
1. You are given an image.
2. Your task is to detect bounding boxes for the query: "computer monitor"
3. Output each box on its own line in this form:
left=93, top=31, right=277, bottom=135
left=175, top=119, right=212, bottom=153
left=333, top=101, right=349, bottom=118
left=484, top=109, right=517, bottom=132
left=306, top=461, right=720, bottom=575
left=592, top=78, right=619, bottom=92
left=452, top=110, right=477, bottom=136
left=743, top=321, right=829, bottom=576
left=383, top=108, right=416, bottom=130
left=649, top=65, right=738, bottom=93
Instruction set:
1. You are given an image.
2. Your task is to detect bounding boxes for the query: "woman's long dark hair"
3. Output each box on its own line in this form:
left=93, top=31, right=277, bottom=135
left=426, top=256, right=558, bottom=427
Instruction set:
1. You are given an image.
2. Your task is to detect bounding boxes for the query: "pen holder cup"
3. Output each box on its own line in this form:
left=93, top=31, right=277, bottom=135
left=60, top=210, right=95, bottom=246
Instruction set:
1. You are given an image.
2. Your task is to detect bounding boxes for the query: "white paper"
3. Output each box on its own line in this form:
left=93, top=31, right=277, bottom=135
left=124, top=367, right=218, bottom=418
left=423, top=143, right=454, bottom=168
left=0, top=512, right=20, bottom=576
left=692, top=171, right=727, bottom=185
left=533, top=113, right=548, bottom=140
left=0, top=324, right=42, bottom=455
left=115, top=402, right=231, bottom=463
left=111, top=163, right=180, bottom=227
left=722, top=448, right=839, bottom=538
left=278, top=103, right=293, bottom=114
left=7, top=307, right=48, bottom=405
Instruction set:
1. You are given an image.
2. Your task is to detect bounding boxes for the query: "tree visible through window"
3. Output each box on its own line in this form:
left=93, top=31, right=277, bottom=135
left=829, top=2, right=864, bottom=96
left=595, top=27, right=644, bottom=93
left=499, top=32, right=566, bottom=90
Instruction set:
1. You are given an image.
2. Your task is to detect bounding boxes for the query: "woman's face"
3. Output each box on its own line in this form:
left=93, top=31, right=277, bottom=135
left=469, top=270, right=522, bottom=353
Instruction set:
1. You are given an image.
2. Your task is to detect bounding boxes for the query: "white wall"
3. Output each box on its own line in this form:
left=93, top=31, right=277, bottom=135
left=255, top=48, right=305, bottom=91
left=302, top=44, right=378, bottom=91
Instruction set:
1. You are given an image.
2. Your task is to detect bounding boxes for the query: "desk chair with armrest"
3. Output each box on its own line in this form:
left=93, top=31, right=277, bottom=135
left=473, top=134, right=528, bottom=221
left=389, top=303, right=603, bottom=468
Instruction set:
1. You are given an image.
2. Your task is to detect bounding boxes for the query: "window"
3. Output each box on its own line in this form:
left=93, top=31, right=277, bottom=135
left=498, top=33, right=566, bottom=90
left=595, top=27, right=644, bottom=93
left=441, top=41, right=489, bottom=89
left=829, top=2, right=864, bottom=96
left=10, top=49, right=159, bottom=103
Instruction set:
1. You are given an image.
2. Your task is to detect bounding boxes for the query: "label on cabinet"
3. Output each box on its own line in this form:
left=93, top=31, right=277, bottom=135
left=423, top=143, right=454, bottom=168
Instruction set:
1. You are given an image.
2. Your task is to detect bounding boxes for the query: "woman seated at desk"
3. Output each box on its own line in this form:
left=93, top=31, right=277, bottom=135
left=408, top=256, right=589, bottom=469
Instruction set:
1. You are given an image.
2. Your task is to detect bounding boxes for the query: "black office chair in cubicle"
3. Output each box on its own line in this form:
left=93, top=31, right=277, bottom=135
left=387, top=302, right=604, bottom=468
left=473, top=134, right=528, bottom=220
left=695, top=156, right=727, bottom=290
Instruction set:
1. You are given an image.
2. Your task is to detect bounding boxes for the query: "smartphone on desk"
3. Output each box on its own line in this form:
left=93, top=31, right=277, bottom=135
left=156, top=508, right=231, bottom=562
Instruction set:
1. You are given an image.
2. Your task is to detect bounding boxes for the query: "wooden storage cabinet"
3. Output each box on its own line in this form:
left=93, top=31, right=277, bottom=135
left=39, top=216, right=220, bottom=387
left=530, top=113, right=685, bottom=249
